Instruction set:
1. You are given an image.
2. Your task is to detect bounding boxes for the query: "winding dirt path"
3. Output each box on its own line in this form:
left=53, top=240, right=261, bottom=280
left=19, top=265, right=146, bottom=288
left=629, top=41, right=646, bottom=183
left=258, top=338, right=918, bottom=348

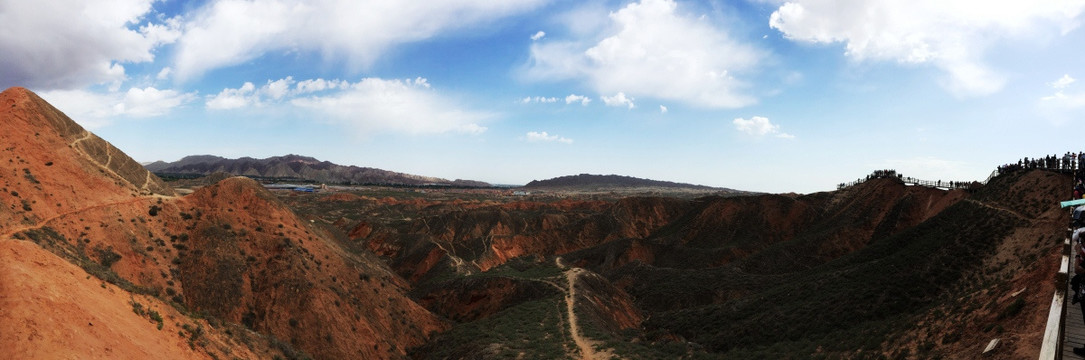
left=964, top=198, right=1030, bottom=220
left=1, top=196, right=164, bottom=239
left=70, top=130, right=92, bottom=146
left=555, top=257, right=601, bottom=360
left=565, top=268, right=600, bottom=360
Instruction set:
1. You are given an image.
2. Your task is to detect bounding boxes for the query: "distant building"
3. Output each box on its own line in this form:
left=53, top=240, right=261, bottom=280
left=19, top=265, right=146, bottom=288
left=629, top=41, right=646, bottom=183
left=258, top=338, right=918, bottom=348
left=513, top=190, right=530, bottom=196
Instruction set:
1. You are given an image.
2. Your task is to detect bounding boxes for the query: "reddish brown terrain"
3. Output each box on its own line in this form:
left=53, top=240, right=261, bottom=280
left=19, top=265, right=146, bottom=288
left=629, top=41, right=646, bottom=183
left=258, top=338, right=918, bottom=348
left=0, top=87, right=444, bottom=359
left=0, top=86, right=1069, bottom=359
left=287, top=166, right=1065, bottom=359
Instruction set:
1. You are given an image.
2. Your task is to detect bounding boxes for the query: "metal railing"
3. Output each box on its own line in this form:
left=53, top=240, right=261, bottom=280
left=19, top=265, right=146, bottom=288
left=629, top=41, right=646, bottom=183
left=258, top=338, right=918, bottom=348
left=837, top=175, right=976, bottom=190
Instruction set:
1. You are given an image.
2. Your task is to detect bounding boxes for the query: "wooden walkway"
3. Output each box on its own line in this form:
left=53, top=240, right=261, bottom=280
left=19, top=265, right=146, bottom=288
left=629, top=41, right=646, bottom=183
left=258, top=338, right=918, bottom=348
left=1066, top=242, right=1084, bottom=359
left=1067, top=297, right=1083, bottom=359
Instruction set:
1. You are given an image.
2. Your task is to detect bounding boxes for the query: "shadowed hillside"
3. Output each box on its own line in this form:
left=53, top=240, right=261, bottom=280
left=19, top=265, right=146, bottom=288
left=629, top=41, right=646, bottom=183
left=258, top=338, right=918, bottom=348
left=525, top=174, right=721, bottom=190
left=146, top=154, right=490, bottom=187
left=288, top=169, right=1064, bottom=359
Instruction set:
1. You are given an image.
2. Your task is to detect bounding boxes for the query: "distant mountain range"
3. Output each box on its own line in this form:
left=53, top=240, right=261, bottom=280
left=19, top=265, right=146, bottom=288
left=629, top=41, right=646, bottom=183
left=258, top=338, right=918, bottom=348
left=524, top=173, right=735, bottom=192
left=144, top=154, right=491, bottom=187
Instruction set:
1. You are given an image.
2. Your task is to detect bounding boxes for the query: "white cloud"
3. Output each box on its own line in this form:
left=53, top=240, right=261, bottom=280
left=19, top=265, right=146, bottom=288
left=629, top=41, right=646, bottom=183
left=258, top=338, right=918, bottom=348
left=519, top=96, right=559, bottom=104
left=206, top=82, right=257, bottom=110
left=565, top=94, right=592, bottom=106
left=207, top=76, right=356, bottom=109
left=39, top=86, right=194, bottom=128
left=769, top=0, right=1085, bottom=97
left=525, top=131, right=573, bottom=144
left=119, top=87, right=196, bottom=117
left=38, top=90, right=121, bottom=129
left=174, top=0, right=548, bottom=80
left=156, top=67, right=173, bottom=81
left=140, top=17, right=183, bottom=45
left=525, top=0, right=762, bottom=108
left=291, top=77, right=491, bottom=136
left=1052, top=74, right=1077, bottom=89
left=1040, top=74, right=1085, bottom=119
left=531, top=31, right=546, bottom=41
left=659, top=105, right=668, bottom=114
left=264, top=77, right=295, bottom=100
left=0, top=0, right=180, bottom=89
left=295, top=78, right=350, bottom=94
left=602, top=92, right=635, bottom=109
left=733, top=116, right=794, bottom=139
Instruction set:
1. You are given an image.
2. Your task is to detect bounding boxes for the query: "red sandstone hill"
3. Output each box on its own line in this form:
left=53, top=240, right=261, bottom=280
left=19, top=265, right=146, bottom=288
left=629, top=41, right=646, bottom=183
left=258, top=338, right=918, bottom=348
left=0, top=87, right=446, bottom=359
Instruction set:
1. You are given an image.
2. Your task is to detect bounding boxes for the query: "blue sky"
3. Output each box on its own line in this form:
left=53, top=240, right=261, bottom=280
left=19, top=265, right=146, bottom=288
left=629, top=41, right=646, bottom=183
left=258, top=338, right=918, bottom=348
left=3, top=0, right=1085, bottom=193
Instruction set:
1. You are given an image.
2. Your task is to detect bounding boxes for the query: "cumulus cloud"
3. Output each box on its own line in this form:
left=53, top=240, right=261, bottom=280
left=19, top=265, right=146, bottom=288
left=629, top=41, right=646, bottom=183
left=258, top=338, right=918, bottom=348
left=119, top=87, right=196, bottom=117
left=0, top=0, right=180, bottom=89
left=288, top=77, right=492, bottom=136
left=174, top=0, right=548, bottom=80
left=525, top=131, right=573, bottom=144
left=1042, top=74, right=1084, bottom=102
left=37, top=90, right=120, bottom=128
left=525, top=0, right=762, bottom=108
left=1040, top=74, right=1085, bottom=119
left=602, top=92, right=635, bottom=109
left=565, top=94, right=592, bottom=106
left=733, top=116, right=794, bottom=139
left=206, top=82, right=257, bottom=110
left=1052, top=74, right=1077, bottom=89
left=39, top=87, right=195, bottom=128
left=296, top=78, right=350, bottom=94
left=769, top=0, right=1085, bottom=97
left=519, top=96, right=559, bottom=104
left=531, top=31, right=546, bottom=41
left=156, top=67, right=173, bottom=81
left=206, top=76, right=360, bottom=110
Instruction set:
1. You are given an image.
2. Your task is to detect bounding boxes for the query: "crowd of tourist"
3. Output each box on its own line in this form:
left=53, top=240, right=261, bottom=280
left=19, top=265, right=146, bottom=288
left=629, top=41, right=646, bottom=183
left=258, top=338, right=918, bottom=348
left=1070, top=172, right=1085, bottom=356
left=1000, top=152, right=1085, bottom=176
left=839, top=152, right=1085, bottom=191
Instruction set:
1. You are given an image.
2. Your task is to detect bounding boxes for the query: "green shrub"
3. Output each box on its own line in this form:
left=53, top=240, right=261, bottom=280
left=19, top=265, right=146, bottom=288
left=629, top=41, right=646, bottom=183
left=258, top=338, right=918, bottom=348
left=95, top=246, right=122, bottom=268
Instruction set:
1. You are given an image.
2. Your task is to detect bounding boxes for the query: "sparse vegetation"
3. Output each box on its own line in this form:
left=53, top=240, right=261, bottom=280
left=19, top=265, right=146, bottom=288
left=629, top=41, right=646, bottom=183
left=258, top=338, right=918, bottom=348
left=94, top=245, right=122, bottom=268
left=411, top=298, right=569, bottom=359
left=130, top=300, right=165, bottom=330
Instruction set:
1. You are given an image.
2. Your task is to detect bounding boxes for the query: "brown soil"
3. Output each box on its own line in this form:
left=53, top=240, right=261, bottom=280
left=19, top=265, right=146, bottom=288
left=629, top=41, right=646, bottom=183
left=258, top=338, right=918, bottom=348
left=0, top=87, right=447, bottom=359
left=0, top=239, right=268, bottom=359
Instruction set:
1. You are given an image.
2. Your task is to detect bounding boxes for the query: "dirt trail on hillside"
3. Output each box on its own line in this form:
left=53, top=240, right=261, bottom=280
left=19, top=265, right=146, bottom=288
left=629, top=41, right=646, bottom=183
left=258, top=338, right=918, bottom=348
left=555, top=257, right=603, bottom=360
left=565, top=268, right=600, bottom=360
left=0, top=195, right=166, bottom=239
left=964, top=198, right=1029, bottom=220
